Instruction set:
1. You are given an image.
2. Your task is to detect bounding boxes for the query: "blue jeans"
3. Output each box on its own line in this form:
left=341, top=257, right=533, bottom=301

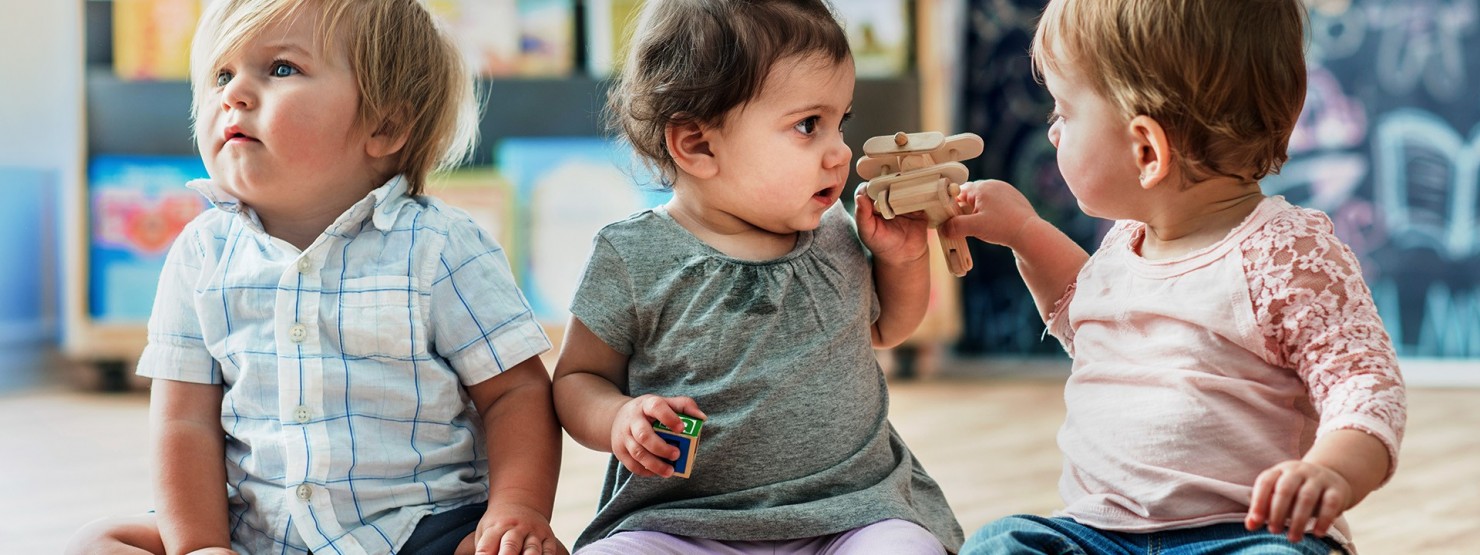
left=961, top=515, right=1342, bottom=555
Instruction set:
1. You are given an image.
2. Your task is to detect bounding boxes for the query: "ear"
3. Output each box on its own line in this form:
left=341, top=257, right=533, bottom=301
left=1128, top=115, right=1172, bottom=189
left=665, top=119, right=718, bottom=179
left=366, top=118, right=410, bottom=160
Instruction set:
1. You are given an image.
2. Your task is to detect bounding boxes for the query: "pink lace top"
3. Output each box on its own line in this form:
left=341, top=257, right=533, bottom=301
left=1044, top=196, right=1406, bottom=550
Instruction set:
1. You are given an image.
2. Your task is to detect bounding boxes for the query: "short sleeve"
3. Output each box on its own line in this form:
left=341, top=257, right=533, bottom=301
left=430, top=218, right=551, bottom=386
left=569, top=235, right=637, bottom=355
left=137, top=224, right=221, bottom=384
left=1243, top=209, right=1407, bottom=483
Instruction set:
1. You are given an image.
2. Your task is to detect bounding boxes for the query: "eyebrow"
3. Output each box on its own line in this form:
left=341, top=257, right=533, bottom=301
left=259, top=42, right=314, bottom=59
left=781, top=103, right=853, bottom=119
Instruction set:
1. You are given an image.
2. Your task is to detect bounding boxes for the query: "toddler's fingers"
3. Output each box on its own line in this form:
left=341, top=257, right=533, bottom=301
left=1266, top=471, right=1305, bottom=535
left=662, top=395, right=707, bottom=421
left=1311, top=488, right=1344, bottom=537
left=495, top=528, right=528, bottom=555
left=615, top=437, right=660, bottom=477
left=629, top=420, right=680, bottom=467
left=1285, top=482, right=1323, bottom=543
left=640, top=396, right=687, bottom=436
left=624, top=439, right=671, bottom=477
left=1245, top=468, right=1278, bottom=530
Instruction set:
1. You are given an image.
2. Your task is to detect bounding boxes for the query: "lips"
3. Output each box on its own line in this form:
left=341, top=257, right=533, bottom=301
left=813, top=183, right=841, bottom=204
left=223, top=124, right=258, bottom=144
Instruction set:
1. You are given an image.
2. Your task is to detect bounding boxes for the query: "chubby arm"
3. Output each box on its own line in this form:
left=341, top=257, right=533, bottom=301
left=1241, top=212, right=1406, bottom=542
left=939, top=180, right=1088, bottom=321
left=552, top=318, right=705, bottom=478
left=466, top=357, right=566, bottom=555
left=150, top=379, right=231, bottom=554
left=853, top=190, right=932, bottom=348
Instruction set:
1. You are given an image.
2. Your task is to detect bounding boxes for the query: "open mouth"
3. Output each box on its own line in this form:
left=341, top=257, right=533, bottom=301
left=224, top=125, right=258, bottom=144
left=813, top=184, right=840, bottom=203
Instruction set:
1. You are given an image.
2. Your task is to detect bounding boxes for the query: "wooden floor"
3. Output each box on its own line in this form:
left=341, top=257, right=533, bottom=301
left=3, top=363, right=1477, bottom=554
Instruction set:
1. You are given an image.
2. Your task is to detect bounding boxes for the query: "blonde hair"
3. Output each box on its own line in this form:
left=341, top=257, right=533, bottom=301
left=607, top=0, right=850, bottom=187
left=1032, top=0, right=1307, bottom=182
left=190, top=0, right=477, bottom=194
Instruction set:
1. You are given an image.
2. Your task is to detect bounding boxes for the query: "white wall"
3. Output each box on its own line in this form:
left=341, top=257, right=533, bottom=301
left=0, top=0, right=83, bottom=171
left=0, top=0, right=82, bottom=360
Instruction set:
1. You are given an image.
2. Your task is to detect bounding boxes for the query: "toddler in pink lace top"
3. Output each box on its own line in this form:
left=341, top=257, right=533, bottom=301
left=942, top=1, right=1406, bottom=553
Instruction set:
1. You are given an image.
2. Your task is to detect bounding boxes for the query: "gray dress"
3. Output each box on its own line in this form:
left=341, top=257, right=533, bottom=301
left=569, top=203, right=963, bottom=551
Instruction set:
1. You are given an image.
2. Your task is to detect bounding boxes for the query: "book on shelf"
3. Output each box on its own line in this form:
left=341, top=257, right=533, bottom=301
left=1370, top=109, right=1479, bottom=260
left=835, top=0, right=911, bottom=77
left=584, top=0, right=645, bottom=77
left=428, top=0, right=576, bottom=77
left=496, top=137, right=667, bottom=323
left=87, top=155, right=210, bottom=323
left=426, top=168, right=522, bottom=274
left=112, top=0, right=204, bottom=81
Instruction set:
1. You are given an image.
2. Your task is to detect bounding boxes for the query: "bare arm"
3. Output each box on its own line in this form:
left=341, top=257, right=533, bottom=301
left=552, top=317, right=704, bottom=478
left=150, top=379, right=231, bottom=553
left=853, top=191, right=932, bottom=348
left=1009, top=218, right=1089, bottom=321
left=551, top=318, right=633, bottom=452
left=939, top=180, right=1088, bottom=321
left=466, top=357, right=566, bottom=555
left=468, top=357, right=561, bottom=518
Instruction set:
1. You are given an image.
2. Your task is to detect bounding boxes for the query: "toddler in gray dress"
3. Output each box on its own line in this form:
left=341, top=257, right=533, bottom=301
left=550, top=1, right=964, bottom=554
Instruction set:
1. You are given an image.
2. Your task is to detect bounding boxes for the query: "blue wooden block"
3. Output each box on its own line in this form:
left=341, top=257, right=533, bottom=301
left=653, top=414, right=703, bottom=478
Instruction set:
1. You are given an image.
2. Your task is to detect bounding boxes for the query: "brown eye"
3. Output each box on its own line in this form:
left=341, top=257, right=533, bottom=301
left=795, top=116, right=820, bottom=135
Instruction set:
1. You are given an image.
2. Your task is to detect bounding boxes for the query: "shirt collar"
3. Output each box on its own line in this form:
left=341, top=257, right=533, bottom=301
left=187, top=175, right=412, bottom=237
left=366, top=174, right=411, bottom=232
left=187, top=178, right=265, bottom=234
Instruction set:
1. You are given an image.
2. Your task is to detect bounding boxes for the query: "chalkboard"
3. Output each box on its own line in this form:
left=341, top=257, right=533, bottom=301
left=957, top=0, right=1480, bottom=359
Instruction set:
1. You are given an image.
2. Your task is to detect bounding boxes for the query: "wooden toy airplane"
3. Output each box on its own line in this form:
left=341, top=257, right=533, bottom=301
left=857, top=131, right=985, bottom=276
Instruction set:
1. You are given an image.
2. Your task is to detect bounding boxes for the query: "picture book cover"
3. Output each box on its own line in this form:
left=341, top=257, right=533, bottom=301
left=835, top=0, right=911, bottom=78
left=426, top=168, right=521, bottom=273
left=429, top=0, right=575, bottom=77
left=583, top=0, right=645, bottom=77
left=88, top=155, right=210, bottom=323
left=113, top=0, right=203, bottom=81
left=496, top=137, right=667, bottom=323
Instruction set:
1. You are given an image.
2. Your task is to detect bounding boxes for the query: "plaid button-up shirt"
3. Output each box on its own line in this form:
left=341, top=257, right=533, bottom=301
left=138, top=175, right=550, bottom=554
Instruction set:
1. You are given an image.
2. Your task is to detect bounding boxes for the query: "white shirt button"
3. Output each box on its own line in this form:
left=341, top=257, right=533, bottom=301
left=296, top=258, right=311, bottom=273
left=296, top=484, right=312, bottom=500
left=289, top=323, right=307, bottom=343
left=294, top=406, right=311, bottom=424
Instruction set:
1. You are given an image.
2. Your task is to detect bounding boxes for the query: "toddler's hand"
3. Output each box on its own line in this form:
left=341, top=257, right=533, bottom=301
left=474, top=503, right=567, bottom=555
left=938, top=179, right=1039, bottom=250
left=185, top=549, right=239, bottom=555
left=1245, top=460, right=1353, bottom=543
left=611, top=394, right=707, bottom=478
left=854, top=188, right=930, bottom=266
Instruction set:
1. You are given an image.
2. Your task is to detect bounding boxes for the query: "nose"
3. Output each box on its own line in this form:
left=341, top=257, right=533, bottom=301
left=824, top=134, right=852, bottom=170
left=221, top=75, right=255, bottom=111
left=1047, top=119, right=1062, bottom=148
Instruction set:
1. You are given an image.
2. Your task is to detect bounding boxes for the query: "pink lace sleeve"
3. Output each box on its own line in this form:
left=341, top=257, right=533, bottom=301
left=1045, top=221, right=1139, bottom=356
left=1242, top=208, right=1407, bottom=483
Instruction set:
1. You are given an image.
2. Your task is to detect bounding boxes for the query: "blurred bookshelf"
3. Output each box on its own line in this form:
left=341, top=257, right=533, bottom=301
left=70, top=0, right=925, bottom=384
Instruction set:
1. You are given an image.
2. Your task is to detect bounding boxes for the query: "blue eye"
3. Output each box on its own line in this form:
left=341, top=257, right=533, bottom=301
left=215, top=71, right=232, bottom=87
left=840, top=111, right=853, bottom=132
left=271, top=62, right=298, bottom=78
left=795, top=116, right=819, bottom=135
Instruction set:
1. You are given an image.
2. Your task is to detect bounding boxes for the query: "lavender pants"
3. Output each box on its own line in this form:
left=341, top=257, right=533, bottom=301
left=575, top=518, right=946, bottom=555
